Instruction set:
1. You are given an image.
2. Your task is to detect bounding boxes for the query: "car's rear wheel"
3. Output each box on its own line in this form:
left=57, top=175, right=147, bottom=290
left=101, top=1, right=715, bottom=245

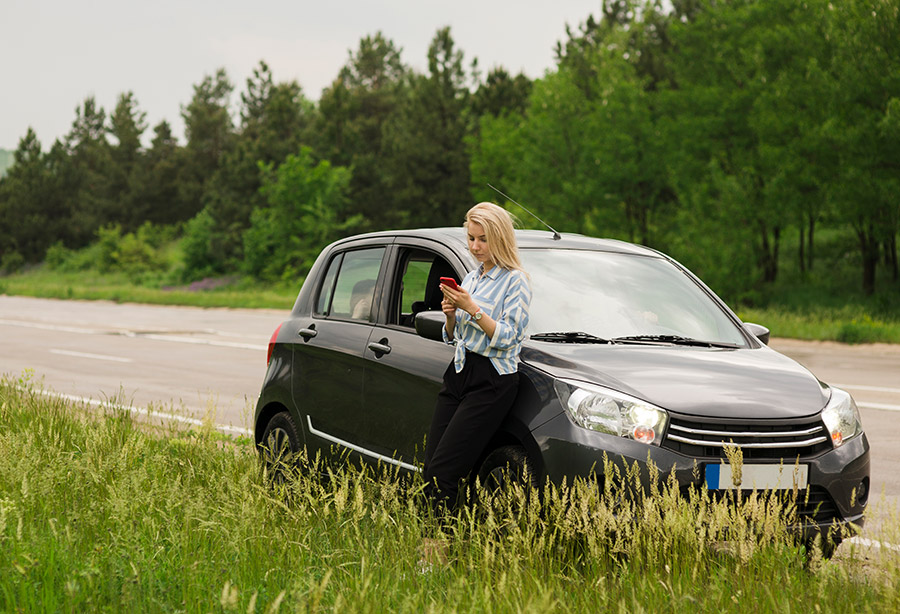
left=259, top=411, right=301, bottom=486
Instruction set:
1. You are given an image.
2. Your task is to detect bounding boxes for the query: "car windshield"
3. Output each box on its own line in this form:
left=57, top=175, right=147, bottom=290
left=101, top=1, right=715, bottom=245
left=520, top=249, right=747, bottom=347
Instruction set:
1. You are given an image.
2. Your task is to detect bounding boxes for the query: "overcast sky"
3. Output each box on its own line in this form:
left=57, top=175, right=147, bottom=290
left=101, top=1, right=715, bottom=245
left=1, top=0, right=603, bottom=150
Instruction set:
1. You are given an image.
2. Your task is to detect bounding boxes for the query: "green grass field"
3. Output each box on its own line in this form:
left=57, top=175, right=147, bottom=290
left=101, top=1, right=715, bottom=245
left=2, top=374, right=899, bottom=613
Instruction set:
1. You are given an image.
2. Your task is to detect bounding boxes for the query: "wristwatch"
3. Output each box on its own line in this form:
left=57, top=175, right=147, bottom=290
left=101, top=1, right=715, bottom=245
left=472, top=307, right=483, bottom=321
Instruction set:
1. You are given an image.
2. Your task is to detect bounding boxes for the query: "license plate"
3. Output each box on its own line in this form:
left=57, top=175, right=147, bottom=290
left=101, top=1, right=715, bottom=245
left=705, top=463, right=808, bottom=490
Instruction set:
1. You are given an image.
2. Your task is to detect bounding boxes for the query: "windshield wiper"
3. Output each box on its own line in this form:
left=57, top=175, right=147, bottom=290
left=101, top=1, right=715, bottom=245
left=610, top=334, right=739, bottom=349
left=530, top=331, right=612, bottom=344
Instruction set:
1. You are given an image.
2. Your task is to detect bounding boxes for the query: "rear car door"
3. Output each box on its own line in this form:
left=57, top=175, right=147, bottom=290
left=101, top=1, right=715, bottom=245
left=291, top=244, right=387, bottom=460
left=361, top=240, right=468, bottom=468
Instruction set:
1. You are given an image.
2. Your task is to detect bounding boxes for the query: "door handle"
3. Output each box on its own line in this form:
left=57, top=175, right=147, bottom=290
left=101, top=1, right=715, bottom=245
left=298, top=327, right=317, bottom=340
left=367, top=340, right=391, bottom=355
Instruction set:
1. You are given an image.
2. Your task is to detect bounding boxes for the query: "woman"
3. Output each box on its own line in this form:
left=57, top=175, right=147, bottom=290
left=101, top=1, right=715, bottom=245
left=422, top=202, right=532, bottom=515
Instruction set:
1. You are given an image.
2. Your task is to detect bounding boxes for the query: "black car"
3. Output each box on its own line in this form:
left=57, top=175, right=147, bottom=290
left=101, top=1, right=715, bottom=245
left=254, top=228, right=869, bottom=547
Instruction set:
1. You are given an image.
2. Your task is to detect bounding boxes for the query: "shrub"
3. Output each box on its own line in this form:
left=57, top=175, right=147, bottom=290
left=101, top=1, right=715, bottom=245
left=0, top=250, right=24, bottom=274
left=837, top=315, right=888, bottom=344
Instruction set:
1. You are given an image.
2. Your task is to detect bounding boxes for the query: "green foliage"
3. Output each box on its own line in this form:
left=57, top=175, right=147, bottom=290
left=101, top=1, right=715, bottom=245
left=2, top=5, right=900, bottom=307
left=316, top=32, right=409, bottom=230
left=44, top=223, right=171, bottom=279
left=180, top=209, right=222, bottom=280
left=243, top=147, right=360, bottom=281
left=0, top=250, right=24, bottom=274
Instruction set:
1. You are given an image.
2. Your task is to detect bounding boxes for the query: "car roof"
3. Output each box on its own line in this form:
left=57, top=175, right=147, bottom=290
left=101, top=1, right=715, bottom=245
left=333, top=227, right=662, bottom=258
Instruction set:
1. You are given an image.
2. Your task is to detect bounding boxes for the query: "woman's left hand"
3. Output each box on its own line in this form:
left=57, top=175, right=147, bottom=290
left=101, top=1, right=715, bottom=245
left=440, top=283, right=477, bottom=315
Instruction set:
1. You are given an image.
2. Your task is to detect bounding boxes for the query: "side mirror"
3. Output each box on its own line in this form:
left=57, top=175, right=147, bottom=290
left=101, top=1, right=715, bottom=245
left=744, top=322, right=770, bottom=345
left=415, top=310, right=446, bottom=342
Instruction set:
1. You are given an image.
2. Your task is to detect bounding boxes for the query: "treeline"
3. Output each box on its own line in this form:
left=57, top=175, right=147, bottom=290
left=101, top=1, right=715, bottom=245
left=1, top=0, right=898, bottom=299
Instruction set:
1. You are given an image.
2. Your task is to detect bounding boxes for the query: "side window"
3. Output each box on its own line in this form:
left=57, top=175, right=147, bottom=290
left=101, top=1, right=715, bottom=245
left=392, top=248, right=458, bottom=328
left=314, top=253, right=343, bottom=315
left=327, top=247, right=385, bottom=321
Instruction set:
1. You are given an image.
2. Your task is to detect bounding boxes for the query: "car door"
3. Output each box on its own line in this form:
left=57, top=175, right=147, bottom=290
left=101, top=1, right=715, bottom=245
left=361, top=240, right=468, bottom=469
left=291, top=244, right=387, bottom=460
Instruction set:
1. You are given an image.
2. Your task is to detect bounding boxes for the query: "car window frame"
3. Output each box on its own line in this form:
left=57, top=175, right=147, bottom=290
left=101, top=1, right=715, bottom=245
left=375, top=239, right=469, bottom=333
left=311, top=243, right=391, bottom=324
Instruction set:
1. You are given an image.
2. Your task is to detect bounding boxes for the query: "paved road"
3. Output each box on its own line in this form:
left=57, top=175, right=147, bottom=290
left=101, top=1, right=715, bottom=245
left=2, top=296, right=898, bottom=513
left=0, top=295, right=285, bottom=434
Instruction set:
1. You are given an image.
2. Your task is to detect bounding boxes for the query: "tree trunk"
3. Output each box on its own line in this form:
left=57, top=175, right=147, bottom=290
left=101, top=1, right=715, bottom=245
left=807, top=214, right=815, bottom=271
left=798, top=224, right=806, bottom=275
left=889, top=233, right=898, bottom=281
left=858, top=224, right=878, bottom=295
left=759, top=223, right=780, bottom=283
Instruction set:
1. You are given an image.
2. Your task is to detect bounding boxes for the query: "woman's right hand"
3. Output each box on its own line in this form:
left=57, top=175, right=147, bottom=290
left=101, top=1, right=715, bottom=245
left=441, top=297, right=456, bottom=316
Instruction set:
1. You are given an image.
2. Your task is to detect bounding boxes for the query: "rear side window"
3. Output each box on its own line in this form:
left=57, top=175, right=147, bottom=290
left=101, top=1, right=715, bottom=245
left=315, top=247, right=385, bottom=321
left=315, top=253, right=343, bottom=315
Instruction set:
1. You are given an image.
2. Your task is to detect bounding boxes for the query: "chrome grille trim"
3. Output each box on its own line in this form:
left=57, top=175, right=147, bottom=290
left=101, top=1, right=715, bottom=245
left=667, top=433, right=829, bottom=449
left=669, top=423, right=825, bottom=438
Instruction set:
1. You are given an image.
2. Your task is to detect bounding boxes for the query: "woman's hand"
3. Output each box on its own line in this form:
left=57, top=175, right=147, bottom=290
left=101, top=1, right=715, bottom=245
left=441, top=296, right=456, bottom=316
left=439, top=283, right=477, bottom=315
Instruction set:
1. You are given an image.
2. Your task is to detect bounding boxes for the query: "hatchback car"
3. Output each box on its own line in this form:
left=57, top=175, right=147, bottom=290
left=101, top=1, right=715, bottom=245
left=254, top=228, right=869, bottom=549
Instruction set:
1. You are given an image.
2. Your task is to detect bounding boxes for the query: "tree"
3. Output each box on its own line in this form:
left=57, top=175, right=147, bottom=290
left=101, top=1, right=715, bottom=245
left=384, top=27, right=473, bottom=228
left=179, top=68, right=234, bottom=220
left=108, top=92, right=147, bottom=230
left=0, top=129, right=73, bottom=263
left=317, top=32, right=409, bottom=229
left=65, top=96, right=114, bottom=245
left=470, top=68, right=532, bottom=119
left=243, top=147, right=360, bottom=280
left=820, top=0, right=900, bottom=294
left=129, top=120, right=183, bottom=226
left=191, top=62, right=314, bottom=275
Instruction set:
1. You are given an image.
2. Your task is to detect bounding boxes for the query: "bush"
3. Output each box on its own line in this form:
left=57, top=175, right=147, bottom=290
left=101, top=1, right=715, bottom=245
left=180, top=209, right=222, bottom=281
left=0, top=250, right=24, bottom=274
left=837, top=315, right=889, bottom=344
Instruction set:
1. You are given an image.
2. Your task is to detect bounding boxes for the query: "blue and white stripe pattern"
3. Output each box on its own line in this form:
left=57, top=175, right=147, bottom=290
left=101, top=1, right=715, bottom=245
left=442, top=264, right=532, bottom=375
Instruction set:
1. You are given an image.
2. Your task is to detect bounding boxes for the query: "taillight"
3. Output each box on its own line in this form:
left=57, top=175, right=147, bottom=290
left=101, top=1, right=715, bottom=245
left=267, top=323, right=283, bottom=366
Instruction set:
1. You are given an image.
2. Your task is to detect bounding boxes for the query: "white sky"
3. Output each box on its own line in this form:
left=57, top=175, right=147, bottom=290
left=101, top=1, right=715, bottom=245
left=1, top=0, right=602, bottom=150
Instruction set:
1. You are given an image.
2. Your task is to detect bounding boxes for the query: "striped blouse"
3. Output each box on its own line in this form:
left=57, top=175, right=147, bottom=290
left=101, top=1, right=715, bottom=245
left=442, top=264, right=532, bottom=375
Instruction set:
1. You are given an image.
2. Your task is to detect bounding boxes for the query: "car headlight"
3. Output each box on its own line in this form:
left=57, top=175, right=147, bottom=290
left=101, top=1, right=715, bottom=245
left=821, top=387, right=863, bottom=447
left=554, top=378, right=668, bottom=445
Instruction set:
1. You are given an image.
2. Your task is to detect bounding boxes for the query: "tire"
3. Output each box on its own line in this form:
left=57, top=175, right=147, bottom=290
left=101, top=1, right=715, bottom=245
left=258, top=411, right=302, bottom=486
left=476, top=445, right=538, bottom=511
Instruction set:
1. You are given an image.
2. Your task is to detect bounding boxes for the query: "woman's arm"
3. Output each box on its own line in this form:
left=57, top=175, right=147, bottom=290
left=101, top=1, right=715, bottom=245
left=442, top=296, right=457, bottom=339
left=486, top=272, right=531, bottom=350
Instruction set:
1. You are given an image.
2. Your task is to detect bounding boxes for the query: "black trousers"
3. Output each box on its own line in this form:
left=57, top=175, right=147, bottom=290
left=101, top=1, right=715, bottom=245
left=422, top=351, right=519, bottom=513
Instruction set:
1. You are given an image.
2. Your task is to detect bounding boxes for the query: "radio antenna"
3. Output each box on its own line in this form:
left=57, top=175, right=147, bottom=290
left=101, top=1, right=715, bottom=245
left=487, top=183, right=561, bottom=240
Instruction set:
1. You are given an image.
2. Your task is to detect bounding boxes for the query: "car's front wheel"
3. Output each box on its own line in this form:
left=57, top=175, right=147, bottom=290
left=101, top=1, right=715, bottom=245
left=476, top=445, right=538, bottom=511
left=259, top=411, right=302, bottom=485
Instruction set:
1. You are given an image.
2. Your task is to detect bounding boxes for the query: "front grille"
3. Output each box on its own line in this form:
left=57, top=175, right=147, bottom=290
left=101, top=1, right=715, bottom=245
left=662, top=414, right=832, bottom=461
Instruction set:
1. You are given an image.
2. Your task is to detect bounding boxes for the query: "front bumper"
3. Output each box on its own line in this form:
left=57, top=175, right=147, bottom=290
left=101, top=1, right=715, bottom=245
left=531, top=411, right=870, bottom=530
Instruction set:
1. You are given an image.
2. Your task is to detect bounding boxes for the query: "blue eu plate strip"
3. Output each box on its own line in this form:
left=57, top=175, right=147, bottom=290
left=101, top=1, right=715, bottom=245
left=705, top=464, right=720, bottom=489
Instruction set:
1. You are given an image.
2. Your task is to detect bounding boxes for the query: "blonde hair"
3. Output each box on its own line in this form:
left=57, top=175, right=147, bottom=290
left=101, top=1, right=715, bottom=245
left=464, top=202, right=525, bottom=273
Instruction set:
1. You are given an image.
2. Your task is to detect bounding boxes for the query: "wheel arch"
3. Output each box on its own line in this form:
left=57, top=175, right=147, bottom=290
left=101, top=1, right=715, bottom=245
left=471, top=417, right=544, bottom=484
left=255, top=401, right=296, bottom=446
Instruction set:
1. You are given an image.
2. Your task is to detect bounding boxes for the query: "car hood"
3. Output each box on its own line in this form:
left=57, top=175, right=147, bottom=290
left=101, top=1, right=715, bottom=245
left=520, top=343, right=830, bottom=419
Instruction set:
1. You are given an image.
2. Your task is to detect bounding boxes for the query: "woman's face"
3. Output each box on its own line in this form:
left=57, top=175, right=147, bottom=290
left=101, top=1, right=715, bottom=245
left=466, top=221, right=493, bottom=267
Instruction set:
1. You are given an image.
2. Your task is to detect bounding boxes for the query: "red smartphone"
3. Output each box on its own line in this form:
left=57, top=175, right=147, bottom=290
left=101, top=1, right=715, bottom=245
left=439, top=276, right=458, bottom=290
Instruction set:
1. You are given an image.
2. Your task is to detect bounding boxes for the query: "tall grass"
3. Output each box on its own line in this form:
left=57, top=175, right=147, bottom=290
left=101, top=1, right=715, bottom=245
left=1, top=374, right=899, bottom=613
